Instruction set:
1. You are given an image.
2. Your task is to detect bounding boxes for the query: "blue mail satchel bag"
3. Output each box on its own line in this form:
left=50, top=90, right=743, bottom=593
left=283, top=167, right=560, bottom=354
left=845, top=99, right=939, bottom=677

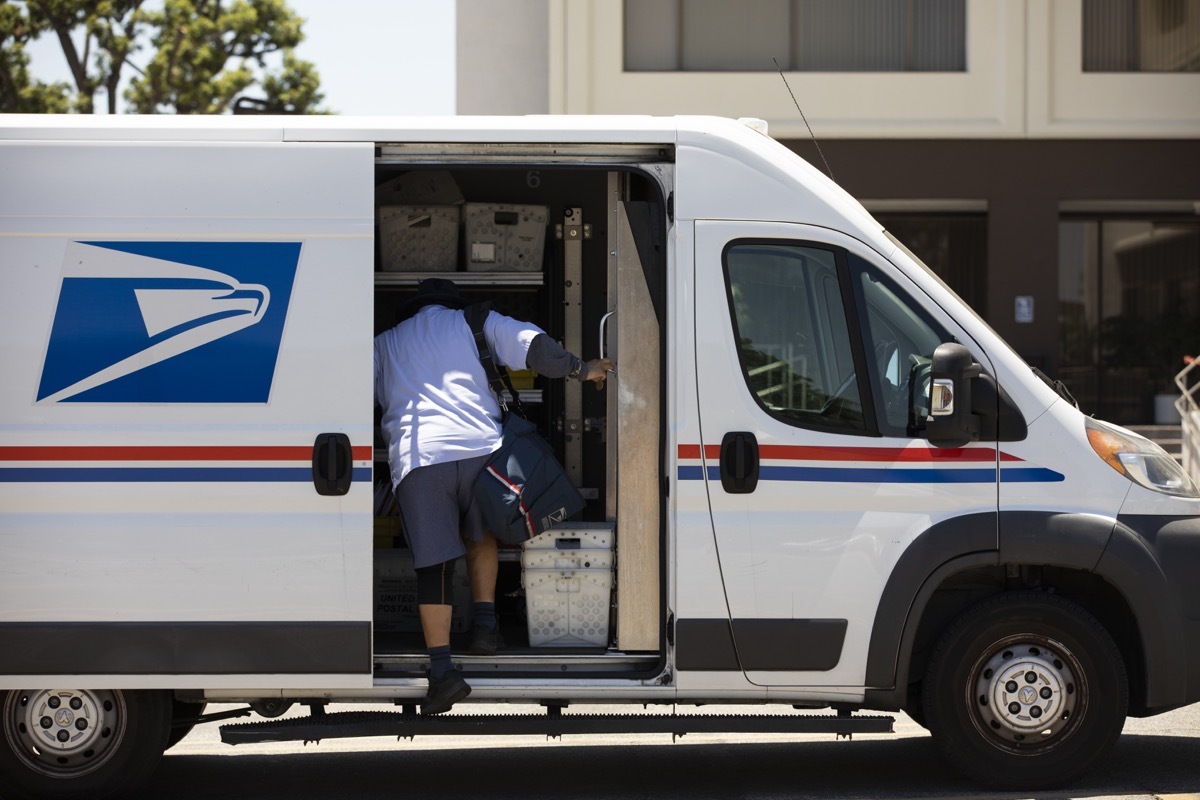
left=465, top=304, right=585, bottom=545
left=477, top=413, right=585, bottom=544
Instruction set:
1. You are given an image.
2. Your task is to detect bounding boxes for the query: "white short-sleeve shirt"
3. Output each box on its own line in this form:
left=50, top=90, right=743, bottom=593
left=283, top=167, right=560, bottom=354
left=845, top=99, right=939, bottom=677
left=374, top=304, right=543, bottom=488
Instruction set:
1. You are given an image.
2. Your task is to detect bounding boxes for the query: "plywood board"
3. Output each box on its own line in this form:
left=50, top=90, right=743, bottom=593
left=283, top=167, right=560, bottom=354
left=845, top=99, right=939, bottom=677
left=613, top=202, right=660, bottom=651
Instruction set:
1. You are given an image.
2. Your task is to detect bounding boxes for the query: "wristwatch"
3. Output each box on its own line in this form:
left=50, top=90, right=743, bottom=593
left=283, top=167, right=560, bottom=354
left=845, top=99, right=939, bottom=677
left=568, top=358, right=584, bottom=381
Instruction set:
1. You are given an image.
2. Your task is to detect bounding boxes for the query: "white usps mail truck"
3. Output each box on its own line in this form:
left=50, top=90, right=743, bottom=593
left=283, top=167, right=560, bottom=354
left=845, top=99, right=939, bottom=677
left=2, top=114, right=1198, bottom=798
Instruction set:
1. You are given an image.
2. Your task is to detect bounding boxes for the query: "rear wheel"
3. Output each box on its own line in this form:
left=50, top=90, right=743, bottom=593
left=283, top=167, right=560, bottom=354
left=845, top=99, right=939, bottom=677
left=922, top=592, right=1127, bottom=789
left=0, top=689, right=171, bottom=800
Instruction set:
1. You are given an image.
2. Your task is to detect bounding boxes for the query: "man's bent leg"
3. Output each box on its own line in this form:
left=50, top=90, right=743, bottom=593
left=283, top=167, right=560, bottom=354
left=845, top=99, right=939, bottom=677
left=465, top=531, right=498, bottom=603
left=465, top=532, right=503, bottom=654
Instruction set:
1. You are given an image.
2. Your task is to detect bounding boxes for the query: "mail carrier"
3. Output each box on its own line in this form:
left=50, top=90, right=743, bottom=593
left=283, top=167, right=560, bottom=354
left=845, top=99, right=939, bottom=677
left=2, top=115, right=1199, bottom=799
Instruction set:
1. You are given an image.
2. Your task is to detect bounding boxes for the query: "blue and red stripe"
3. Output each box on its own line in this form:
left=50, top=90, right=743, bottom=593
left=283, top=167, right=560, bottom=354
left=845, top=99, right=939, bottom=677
left=676, top=444, right=1063, bottom=484
left=0, top=446, right=373, bottom=483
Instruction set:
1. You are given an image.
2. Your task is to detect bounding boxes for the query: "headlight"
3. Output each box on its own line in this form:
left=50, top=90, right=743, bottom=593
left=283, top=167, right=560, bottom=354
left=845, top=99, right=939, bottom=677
left=1085, top=417, right=1200, bottom=498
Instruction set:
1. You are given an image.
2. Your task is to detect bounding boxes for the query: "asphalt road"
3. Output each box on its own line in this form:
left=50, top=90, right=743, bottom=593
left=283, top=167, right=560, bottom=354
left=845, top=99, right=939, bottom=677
left=134, top=702, right=1200, bottom=800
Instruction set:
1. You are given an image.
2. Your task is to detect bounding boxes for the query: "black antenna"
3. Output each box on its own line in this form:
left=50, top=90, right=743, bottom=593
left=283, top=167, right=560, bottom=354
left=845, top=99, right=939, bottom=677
left=773, top=57, right=834, bottom=181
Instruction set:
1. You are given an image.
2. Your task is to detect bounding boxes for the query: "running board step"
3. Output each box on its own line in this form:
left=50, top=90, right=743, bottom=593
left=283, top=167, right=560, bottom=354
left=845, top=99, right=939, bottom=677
left=220, top=710, right=893, bottom=745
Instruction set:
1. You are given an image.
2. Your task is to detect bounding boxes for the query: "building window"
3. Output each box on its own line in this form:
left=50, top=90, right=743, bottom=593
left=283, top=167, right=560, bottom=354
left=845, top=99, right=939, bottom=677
left=875, top=214, right=988, bottom=315
left=1083, top=0, right=1200, bottom=72
left=624, top=0, right=966, bottom=72
left=1058, top=216, right=1200, bottom=424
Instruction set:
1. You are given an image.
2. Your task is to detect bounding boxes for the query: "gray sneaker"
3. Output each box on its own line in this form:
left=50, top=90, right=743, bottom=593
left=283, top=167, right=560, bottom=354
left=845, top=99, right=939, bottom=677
left=469, top=625, right=504, bottom=655
left=422, top=669, right=471, bottom=715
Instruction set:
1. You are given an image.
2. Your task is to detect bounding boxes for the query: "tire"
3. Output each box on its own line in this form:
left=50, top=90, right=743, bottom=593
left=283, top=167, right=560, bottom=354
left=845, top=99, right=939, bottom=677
left=903, top=692, right=928, bottom=730
left=165, top=699, right=207, bottom=750
left=922, top=592, right=1127, bottom=790
left=0, top=689, right=171, bottom=800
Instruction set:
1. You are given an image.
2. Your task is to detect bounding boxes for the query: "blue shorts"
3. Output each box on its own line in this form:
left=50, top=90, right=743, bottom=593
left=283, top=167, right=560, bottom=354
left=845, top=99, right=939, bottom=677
left=395, top=453, right=491, bottom=569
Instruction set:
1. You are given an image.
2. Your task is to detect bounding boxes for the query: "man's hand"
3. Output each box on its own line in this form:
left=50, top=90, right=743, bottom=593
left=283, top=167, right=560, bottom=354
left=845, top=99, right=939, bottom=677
left=583, top=358, right=614, bottom=383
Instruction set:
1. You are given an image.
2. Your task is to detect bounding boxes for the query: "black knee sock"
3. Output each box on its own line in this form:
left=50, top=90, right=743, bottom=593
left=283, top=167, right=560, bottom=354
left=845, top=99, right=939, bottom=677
left=428, top=644, right=453, bottom=680
left=474, top=601, right=496, bottom=631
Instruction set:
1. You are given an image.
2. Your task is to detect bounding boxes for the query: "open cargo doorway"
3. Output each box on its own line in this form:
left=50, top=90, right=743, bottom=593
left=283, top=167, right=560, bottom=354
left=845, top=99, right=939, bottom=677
left=368, top=149, right=670, bottom=681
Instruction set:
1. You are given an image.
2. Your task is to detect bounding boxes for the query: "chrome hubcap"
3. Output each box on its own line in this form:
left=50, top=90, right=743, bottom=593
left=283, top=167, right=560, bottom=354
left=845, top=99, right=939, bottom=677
left=973, top=638, right=1080, bottom=744
left=3, top=690, right=125, bottom=777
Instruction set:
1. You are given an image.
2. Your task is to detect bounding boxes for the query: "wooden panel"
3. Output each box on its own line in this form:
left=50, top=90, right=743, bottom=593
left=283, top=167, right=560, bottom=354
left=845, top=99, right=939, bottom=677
left=613, top=202, right=660, bottom=651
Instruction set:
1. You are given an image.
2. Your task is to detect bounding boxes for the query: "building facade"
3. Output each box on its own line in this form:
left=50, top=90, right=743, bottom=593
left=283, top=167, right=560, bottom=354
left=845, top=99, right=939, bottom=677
left=457, top=0, right=1200, bottom=424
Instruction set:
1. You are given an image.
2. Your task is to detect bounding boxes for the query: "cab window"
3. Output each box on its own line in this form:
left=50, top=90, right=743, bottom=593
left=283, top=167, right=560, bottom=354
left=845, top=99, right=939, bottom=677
left=850, top=253, right=950, bottom=437
left=724, top=242, right=951, bottom=438
left=725, top=242, right=866, bottom=432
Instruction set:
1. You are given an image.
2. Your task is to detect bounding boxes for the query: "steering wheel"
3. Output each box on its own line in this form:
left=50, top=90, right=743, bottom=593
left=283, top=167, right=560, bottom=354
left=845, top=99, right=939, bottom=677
left=819, top=370, right=858, bottom=417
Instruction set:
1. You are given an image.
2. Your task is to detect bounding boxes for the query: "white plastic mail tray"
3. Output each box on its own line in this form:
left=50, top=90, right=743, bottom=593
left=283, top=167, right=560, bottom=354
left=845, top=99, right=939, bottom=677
left=521, top=548, right=614, bottom=572
left=523, top=522, right=614, bottom=552
left=379, top=205, right=460, bottom=272
left=464, top=203, right=547, bottom=272
left=523, top=568, right=613, bottom=647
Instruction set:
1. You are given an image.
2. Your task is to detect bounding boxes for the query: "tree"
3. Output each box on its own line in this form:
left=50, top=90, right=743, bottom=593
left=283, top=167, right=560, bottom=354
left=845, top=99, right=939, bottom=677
left=126, top=0, right=323, bottom=114
left=23, top=0, right=145, bottom=113
left=0, top=1, right=71, bottom=111
left=0, top=0, right=326, bottom=114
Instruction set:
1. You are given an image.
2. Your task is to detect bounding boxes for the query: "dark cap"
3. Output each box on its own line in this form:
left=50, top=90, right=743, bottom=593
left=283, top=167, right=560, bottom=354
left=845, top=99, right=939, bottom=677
left=396, top=277, right=467, bottom=321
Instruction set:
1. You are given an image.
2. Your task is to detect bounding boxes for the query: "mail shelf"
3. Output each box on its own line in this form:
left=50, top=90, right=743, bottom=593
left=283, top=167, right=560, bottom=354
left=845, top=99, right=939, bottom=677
left=374, top=271, right=544, bottom=288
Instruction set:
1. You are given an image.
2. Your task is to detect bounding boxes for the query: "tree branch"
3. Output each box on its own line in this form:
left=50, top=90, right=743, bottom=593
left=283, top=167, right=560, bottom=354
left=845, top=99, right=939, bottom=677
left=31, top=0, right=91, bottom=106
left=102, top=2, right=145, bottom=114
left=0, top=63, right=20, bottom=112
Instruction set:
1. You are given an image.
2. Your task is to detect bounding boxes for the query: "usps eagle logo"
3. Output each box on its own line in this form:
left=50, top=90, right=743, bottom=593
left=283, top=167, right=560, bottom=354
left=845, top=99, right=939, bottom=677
left=37, top=241, right=300, bottom=403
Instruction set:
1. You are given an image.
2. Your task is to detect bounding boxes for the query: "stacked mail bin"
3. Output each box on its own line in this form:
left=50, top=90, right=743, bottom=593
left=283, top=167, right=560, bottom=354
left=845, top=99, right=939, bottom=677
left=378, top=205, right=460, bottom=272
left=521, top=523, right=615, bottom=647
left=464, top=203, right=548, bottom=272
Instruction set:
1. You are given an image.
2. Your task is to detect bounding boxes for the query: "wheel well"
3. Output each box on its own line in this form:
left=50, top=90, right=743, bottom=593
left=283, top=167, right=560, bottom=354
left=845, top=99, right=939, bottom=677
left=905, top=565, right=1146, bottom=714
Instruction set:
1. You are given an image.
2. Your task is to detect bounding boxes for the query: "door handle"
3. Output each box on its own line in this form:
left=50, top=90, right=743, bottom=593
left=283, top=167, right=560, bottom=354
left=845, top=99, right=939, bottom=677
left=599, top=310, right=616, bottom=361
left=719, top=431, right=759, bottom=494
left=312, top=433, right=352, bottom=496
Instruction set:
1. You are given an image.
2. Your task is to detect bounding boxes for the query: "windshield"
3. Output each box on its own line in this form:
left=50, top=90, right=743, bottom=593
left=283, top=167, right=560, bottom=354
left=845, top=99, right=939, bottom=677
left=884, top=229, right=1010, bottom=351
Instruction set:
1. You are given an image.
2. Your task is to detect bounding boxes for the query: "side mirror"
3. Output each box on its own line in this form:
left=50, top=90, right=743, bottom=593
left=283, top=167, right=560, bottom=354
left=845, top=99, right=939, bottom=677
left=926, top=343, right=981, bottom=448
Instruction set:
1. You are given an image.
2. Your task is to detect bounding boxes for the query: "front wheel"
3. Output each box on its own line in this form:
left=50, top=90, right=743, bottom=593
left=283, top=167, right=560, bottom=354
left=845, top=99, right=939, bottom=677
left=166, top=699, right=207, bottom=750
left=0, top=689, right=171, bottom=800
left=922, top=592, right=1127, bottom=790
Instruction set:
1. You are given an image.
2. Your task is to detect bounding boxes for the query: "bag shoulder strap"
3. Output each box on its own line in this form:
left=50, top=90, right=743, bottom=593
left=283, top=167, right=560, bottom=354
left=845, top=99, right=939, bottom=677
left=465, top=302, right=526, bottom=418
